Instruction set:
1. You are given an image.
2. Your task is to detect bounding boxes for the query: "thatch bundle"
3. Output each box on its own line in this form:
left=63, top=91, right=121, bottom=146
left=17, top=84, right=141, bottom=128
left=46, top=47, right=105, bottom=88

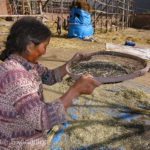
left=71, top=0, right=92, bottom=13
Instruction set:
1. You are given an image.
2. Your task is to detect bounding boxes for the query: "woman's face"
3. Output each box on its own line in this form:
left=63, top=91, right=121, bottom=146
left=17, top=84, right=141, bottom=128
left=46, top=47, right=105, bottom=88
left=25, top=37, right=50, bottom=63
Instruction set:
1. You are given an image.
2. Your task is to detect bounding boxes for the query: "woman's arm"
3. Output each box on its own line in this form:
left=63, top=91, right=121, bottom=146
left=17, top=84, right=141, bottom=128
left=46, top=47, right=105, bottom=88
left=59, top=62, right=67, bottom=79
left=7, top=71, right=99, bottom=131
left=8, top=70, right=67, bottom=130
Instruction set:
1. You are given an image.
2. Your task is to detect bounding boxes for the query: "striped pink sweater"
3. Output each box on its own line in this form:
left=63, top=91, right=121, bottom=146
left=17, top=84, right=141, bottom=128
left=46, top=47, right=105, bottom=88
left=0, top=54, right=67, bottom=149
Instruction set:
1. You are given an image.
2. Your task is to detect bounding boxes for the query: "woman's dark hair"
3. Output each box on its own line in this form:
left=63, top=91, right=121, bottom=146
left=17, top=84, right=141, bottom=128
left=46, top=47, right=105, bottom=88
left=0, top=16, right=51, bottom=61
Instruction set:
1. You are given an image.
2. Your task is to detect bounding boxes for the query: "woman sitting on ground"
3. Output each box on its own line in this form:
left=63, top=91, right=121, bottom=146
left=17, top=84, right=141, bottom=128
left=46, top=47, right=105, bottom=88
left=0, top=17, right=100, bottom=150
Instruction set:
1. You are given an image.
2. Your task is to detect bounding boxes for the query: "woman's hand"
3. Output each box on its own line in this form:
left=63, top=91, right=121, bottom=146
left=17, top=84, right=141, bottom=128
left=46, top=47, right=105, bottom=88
left=60, top=74, right=100, bottom=109
left=59, top=52, right=91, bottom=80
left=72, top=74, right=100, bottom=96
left=59, top=53, right=90, bottom=79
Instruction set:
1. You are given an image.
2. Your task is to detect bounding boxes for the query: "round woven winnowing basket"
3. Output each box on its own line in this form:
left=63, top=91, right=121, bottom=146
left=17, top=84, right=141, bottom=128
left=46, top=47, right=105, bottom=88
left=66, top=51, right=150, bottom=84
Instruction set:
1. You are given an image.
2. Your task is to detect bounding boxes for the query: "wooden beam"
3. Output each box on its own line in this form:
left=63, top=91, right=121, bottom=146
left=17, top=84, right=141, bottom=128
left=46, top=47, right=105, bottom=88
left=0, top=14, right=43, bottom=17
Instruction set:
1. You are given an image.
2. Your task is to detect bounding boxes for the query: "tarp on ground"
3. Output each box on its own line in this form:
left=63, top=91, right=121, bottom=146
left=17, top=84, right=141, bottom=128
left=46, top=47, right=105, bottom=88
left=46, top=80, right=150, bottom=149
left=106, top=43, right=150, bottom=60
left=68, top=7, right=93, bottom=39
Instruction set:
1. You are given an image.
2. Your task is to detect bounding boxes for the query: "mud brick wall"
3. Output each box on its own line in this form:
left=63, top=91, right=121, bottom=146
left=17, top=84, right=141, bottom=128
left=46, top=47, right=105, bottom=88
left=133, top=14, right=150, bottom=29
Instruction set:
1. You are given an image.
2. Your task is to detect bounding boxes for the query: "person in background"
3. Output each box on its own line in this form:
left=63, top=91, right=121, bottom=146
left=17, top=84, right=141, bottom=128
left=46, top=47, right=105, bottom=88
left=63, top=18, right=67, bottom=30
left=67, top=15, right=70, bottom=30
left=56, top=16, right=62, bottom=36
left=0, top=16, right=100, bottom=150
left=63, top=16, right=70, bottom=31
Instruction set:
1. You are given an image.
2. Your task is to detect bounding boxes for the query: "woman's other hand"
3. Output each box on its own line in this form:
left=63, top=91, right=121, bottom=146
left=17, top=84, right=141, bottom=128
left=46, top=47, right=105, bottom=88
left=72, top=74, right=100, bottom=95
left=60, top=74, right=100, bottom=109
left=59, top=52, right=91, bottom=80
left=68, top=52, right=91, bottom=66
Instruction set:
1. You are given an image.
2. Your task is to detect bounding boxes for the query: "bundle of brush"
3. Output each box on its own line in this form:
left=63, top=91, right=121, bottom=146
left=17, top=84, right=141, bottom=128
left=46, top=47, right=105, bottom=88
left=66, top=51, right=150, bottom=84
left=71, top=0, right=92, bottom=13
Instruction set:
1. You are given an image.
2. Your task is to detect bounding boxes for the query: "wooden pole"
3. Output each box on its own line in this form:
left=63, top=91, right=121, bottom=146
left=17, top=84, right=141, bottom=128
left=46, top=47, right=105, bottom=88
left=61, top=0, right=63, bottom=15
left=39, top=0, right=43, bottom=15
left=22, top=0, right=25, bottom=14
left=106, top=0, right=108, bottom=32
left=0, top=14, right=43, bottom=17
left=116, top=0, right=119, bottom=31
left=94, top=0, right=96, bottom=33
left=127, top=0, right=129, bottom=28
left=111, top=0, right=114, bottom=31
left=122, top=0, right=125, bottom=29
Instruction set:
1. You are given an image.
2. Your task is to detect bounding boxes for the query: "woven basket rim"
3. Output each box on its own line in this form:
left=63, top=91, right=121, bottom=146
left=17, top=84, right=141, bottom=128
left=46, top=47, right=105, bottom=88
left=66, top=51, right=150, bottom=84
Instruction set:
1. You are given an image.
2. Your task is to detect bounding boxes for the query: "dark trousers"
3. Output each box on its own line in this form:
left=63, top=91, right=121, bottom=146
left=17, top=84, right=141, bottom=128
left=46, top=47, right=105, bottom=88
left=57, top=25, right=61, bottom=36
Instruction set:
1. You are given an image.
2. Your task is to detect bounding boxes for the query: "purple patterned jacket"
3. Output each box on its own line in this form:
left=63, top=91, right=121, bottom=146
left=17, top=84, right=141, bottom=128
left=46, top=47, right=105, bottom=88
left=0, top=54, right=67, bottom=149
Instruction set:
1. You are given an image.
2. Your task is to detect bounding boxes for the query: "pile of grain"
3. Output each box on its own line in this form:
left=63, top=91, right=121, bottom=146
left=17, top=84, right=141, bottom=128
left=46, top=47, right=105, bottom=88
left=70, top=60, right=128, bottom=77
left=71, top=0, right=92, bottom=13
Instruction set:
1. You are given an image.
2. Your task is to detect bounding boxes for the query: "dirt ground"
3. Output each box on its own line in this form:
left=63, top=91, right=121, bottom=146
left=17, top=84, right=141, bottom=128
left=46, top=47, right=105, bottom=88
left=41, top=23, right=150, bottom=150
left=0, top=19, right=150, bottom=150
